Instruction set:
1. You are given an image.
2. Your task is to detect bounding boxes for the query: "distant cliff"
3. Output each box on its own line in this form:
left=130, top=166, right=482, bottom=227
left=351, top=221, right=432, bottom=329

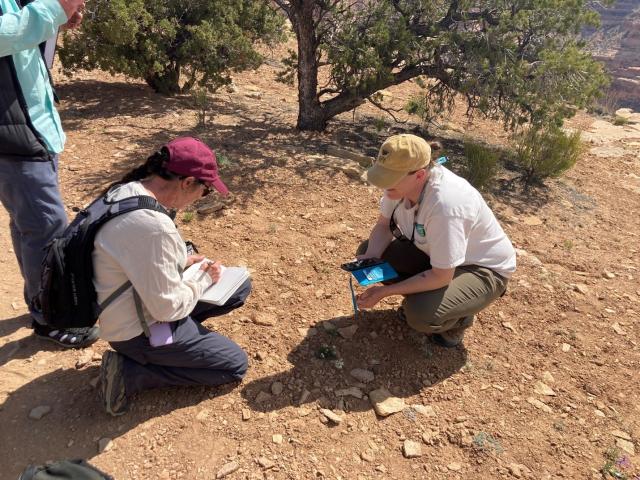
left=586, top=0, right=640, bottom=110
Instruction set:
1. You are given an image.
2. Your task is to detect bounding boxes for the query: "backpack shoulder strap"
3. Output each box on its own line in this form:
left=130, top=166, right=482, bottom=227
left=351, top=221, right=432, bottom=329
left=97, top=195, right=171, bottom=337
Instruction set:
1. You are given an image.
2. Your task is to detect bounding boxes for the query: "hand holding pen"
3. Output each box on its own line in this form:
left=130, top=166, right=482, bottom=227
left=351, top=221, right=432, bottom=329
left=199, top=259, right=222, bottom=283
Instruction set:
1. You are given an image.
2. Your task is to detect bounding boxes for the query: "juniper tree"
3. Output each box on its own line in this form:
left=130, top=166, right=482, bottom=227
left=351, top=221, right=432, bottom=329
left=59, top=0, right=284, bottom=95
left=275, top=0, right=608, bottom=131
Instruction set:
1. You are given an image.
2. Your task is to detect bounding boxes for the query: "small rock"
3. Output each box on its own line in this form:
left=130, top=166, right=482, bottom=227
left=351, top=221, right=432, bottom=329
left=561, top=343, right=571, bottom=352
left=602, top=270, right=616, bottom=279
left=422, top=429, right=439, bottom=445
left=75, top=349, right=95, bottom=369
left=612, top=322, right=626, bottom=335
left=375, top=464, right=387, bottom=473
left=541, top=371, right=555, bottom=384
left=573, top=284, right=589, bottom=294
left=350, top=368, right=375, bottom=383
left=255, top=391, right=272, bottom=403
left=216, top=461, right=239, bottom=478
left=257, top=457, right=274, bottom=469
left=522, top=215, right=543, bottom=226
left=508, top=463, right=524, bottom=478
left=335, top=387, right=364, bottom=399
left=338, top=324, right=358, bottom=339
left=447, top=462, right=462, bottom=471
left=29, top=405, right=51, bottom=420
left=360, top=449, right=375, bottom=462
left=196, top=409, right=210, bottom=421
left=98, top=437, right=113, bottom=453
left=502, top=322, right=516, bottom=332
left=411, top=404, right=436, bottom=417
left=242, top=408, right=251, bottom=421
left=616, top=438, right=635, bottom=456
left=11, top=301, right=20, bottom=310
left=402, top=440, right=422, bottom=458
left=271, top=382, right=284, bottom=396
left=369, top=388, right=405, bottom=417
left=272, top=434, right=283, bottom=444
left=251, top=312, right=276, bottom=326
left=527, top=396, right=552, bottom=413
left=533, top=381, right=556, bottom=396
left=298, top=389, right=310, bottom=405
left=611, top=430, right=632, bottom=441
left=320, top=408, right=344, bottom=424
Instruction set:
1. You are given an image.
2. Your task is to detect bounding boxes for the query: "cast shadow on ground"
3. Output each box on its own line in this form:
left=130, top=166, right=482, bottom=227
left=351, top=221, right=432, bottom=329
left=0, top=314, right=68, bottom=368
left=241, top=309, right=467, bottom=414
left=0, top=364, right=238, bottom=479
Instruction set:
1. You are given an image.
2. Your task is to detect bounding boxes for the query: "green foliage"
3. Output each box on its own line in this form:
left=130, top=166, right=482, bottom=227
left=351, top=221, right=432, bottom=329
left=512, top=125, right=583, bottom=186
left=613, top=116, right=629, bottom=126
left=191, top=88, right=211, bottom=127
left=462, top=141, right=500, bottom=190
left=216, top=153, right=233, bottom=169
left=60, top=0, right=284, bottom=95
left=472, top=432, right=504, bottom=454
left=277, top=0, right=609, bottom=130
left=182, top=211, right=194, bottom=223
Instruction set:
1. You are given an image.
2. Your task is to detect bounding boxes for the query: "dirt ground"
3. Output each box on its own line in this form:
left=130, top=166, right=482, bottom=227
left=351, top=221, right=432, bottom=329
left=0, top=45, right=639, bottom=480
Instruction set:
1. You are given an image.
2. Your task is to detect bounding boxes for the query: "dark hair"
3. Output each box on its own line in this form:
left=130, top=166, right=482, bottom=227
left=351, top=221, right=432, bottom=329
left=103, top=148, right=180, bottom=195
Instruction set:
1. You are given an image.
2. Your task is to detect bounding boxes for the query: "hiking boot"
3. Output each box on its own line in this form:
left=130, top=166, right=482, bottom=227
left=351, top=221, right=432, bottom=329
left=99, top=351, right=128, bottom=417
left=431, top=316, right=474, bottom=348
left=32, top=321, right=99, bottom=349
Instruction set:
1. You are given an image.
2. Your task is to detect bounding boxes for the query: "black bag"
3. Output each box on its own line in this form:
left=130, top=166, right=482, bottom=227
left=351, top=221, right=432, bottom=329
left=19, top=459, right=113, bottom=480
left=34, top=195, right=170, bottom=330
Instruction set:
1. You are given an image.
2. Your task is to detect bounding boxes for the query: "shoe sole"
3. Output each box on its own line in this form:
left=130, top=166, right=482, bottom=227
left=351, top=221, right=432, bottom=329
left=100, top=351, right=127, bottom=417
left=34, top=329, right=99, bottom=349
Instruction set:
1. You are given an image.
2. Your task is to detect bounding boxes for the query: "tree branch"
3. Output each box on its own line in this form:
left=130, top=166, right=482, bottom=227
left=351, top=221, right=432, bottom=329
left=367, top=95, right=407, bottom=124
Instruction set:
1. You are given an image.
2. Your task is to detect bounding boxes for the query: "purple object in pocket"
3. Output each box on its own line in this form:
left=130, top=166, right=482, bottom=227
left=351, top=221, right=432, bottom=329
left=148, top=322, right=174, bottom=347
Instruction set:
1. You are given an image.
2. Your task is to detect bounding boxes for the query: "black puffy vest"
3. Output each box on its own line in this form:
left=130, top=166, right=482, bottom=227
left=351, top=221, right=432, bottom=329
left=0, top=0, right=55, bottom=161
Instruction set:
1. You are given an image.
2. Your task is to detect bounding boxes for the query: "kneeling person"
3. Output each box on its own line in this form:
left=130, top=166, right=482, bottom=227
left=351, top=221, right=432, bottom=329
left=95, top=138, right=250, bottom=416
left=356, top=134, right=515, bottom=347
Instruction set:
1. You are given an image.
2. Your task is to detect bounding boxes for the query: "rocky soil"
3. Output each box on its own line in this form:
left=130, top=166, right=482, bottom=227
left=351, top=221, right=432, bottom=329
left=0, top=47, right=639, bottom=480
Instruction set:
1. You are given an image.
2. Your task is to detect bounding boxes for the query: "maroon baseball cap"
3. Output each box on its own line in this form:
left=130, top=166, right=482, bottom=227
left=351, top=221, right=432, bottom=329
left=164, top=137, right=229, bottom=196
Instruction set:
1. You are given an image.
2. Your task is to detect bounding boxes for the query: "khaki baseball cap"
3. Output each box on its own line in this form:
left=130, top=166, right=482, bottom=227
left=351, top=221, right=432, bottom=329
left=365, top=134, right=432, bottom=189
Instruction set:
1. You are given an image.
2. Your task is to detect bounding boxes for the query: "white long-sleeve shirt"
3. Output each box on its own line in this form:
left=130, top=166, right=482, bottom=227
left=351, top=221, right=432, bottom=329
left=93, top=182, right=213, bottom=342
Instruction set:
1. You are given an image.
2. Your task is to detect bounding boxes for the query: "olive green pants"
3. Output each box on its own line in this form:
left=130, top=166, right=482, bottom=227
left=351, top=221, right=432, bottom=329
left=356, top=240, right=508, bottom=334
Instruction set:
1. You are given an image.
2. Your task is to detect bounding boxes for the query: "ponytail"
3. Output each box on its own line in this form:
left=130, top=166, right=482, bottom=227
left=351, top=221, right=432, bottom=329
left=427, top=141, right=443, bottom=169
left=102, top=148, right=179, bottom=195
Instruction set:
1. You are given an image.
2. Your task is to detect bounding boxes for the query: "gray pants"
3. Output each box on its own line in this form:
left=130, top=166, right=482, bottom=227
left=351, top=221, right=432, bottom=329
left=0, top=155, right=67, bottom=323
left=110, top=280, right=251, bottom=395
left=357, top=240, right=508, bottom=334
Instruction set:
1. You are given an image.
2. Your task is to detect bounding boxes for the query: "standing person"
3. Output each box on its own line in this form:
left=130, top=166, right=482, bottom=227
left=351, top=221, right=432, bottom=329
left=356, top=134, right=516, bottom=347
left=95, top=138, right=250, bottom=416
left=0, top=0, right=97, bottom=347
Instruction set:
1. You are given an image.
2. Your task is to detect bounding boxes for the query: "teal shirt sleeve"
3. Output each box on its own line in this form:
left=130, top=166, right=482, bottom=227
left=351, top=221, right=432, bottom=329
left=0, top=0, right=68, bottom=57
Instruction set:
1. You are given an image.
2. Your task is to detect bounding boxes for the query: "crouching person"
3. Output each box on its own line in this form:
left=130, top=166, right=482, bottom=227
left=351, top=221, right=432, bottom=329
left=356, top=134, right=516, bottom=347
left=95, top=138, right=250, bottom=416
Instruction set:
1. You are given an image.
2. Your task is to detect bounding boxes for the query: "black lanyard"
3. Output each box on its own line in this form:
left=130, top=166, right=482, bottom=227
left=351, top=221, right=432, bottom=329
left=389, top=182, right=427, bottom=243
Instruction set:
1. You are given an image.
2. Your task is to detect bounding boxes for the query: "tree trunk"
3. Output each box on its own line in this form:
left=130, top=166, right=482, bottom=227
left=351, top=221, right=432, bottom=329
left=145, top=64, right=181, bottom=96
left=290, top=2, right=326, bottom=131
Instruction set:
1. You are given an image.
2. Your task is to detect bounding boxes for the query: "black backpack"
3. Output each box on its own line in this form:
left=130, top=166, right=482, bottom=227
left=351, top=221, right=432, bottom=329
left=19, top=459, right=113, bottom=480
left=35, top=194, right=170, bottom=330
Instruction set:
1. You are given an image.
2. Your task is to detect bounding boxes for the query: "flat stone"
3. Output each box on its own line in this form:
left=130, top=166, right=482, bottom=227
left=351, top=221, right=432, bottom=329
left=422, top=429, right=439, bottom=445
left=447, top=462, right=462, bottom=471
left=527, top=396, right=552, bottom=413
left=338, top=324, right=358, bottom=339
left=369, top=388, right=405, bottom=417
left=350, top=368, right=375, bottom=383
left=257, top=457, right=274, bottom=469
left=411, top=404, right=436, bottom=417
left=271, top=382, right=284, bottom=396
left=616, top=438, right=635, bottom=456
left=360, top=449, right=375, bottom=462
left=612, top=322, right=626, bottom=335
left=250, top=312, right=276, bottom=326
left=533, top=381, right=556, bottom=396
left=402, top=440, right=422, bottom=458
left=216, top=461, right=239, bottom=478
left=255, top=391, right=272, bottom=403
left=242, top=408, right=251, bottom=421
left=335, top=387, right=364, bottom=399
left=272, top=434, right=283, bottom=444
left=611, top=430, right=632, bottom=441
left=98, top=437, right=113, bottom=453
left=561, top=343, right=571, bottom=352
left=541, top=371, right=555, bottom=384
left=195, top=409, right=210, bottom=421
left=29, top=405, right=51, bottom=420
left=320, top=408, right=344, bottom=424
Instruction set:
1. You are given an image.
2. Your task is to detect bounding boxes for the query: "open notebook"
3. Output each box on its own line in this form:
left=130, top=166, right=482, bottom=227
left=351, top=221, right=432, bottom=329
left=183, top=260, right=249, bottom=305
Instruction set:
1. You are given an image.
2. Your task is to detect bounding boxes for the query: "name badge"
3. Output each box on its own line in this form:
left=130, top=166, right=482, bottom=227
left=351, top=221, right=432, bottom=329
left=415, top=224, right=426, bottom=237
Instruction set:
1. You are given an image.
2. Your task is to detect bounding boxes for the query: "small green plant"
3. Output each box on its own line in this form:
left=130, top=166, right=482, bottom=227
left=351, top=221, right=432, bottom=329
left=182, top=211, right=195, bottom=223
left=372, top=116, right=387, bottom=132
left=472, top=432, right=503, bottom=454
left=600, top=447, right=635, bottom=479
left=562, top=239, right=574, bottom=250
left=512, top=126, right=583, bottom=187
left=216, top=153, right=233, bottom=169
left=461, top=141, right=500, bottom=190
left=192, top=88, right=211, bottom=127
left=316, top=345, right=337, bottom=360
left=613, top=116, right=629, bottom=126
